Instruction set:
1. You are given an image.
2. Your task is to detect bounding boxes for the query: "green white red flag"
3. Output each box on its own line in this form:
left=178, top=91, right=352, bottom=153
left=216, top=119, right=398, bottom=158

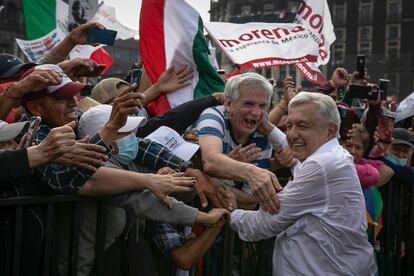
left=139, top=0, right=224, bottom=116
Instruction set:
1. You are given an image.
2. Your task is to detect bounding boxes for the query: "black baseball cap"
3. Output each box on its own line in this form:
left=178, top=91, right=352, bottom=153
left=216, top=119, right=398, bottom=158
left=0, top=54, right=35, bottom=79
left=392, top=128, right=414, bottom=149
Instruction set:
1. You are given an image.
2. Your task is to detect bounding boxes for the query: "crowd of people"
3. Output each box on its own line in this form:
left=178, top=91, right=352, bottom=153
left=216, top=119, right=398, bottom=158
left=0, top=22, right=413, bottom=276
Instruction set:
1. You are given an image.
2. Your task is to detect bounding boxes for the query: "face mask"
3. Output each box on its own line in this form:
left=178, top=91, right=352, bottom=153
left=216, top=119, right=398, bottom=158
left=116, top=133, right=138, bottom=165
left=385, top=154, right=407, bottom=166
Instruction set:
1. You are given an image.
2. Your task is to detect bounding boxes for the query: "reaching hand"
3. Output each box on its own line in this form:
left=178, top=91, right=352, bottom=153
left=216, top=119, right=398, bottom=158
left=57, top=58, right=100, bottom=78
left=68, top=22, right=105, bottom=46
left=12, top=69, right=62, bottom=97
left=349, top=69, right=369, bottom=86
left=190, top=170, right=222, bottom=209
left=283, top=76, right=297, bottom=104
left=100, top=83, right=143, bottom=136
left=196, top=208, right=230, bottom=227
left=216, top=185, right=237, bottom=211
left=228, top=143, right=262, bottom=163
left=147, top=172, right=196, bottom=208
left=55, top=135, right=109, bottom=171
left=273, top=145, right=295, bottom=168
left=246, top=166, right=282, bottom=214
left=330, top=67, right=350, bottom=88
left=156, top=64, right=193, bottom=94
left=183, top=129, right=199, bottom=144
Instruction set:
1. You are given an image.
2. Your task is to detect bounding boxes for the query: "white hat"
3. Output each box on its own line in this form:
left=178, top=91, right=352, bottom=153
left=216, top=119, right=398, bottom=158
left=78, top=104, right=147, bottom=138
left=145, top=126, right=199, bottom=161
left=0, top=120, right=29, bottom=142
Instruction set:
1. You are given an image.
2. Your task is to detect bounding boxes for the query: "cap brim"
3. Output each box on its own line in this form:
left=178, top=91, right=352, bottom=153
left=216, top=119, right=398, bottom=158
left=174, top=142, right=200, bottom=161
left=392, top=139, right=414, bottom=149
left=119, top=116, right=147, bottom=133
left=52, top=82, right=89, bottom=99
left=0, top=121, right=29, bottom=142
left=0, top=63, right=35, bottom=79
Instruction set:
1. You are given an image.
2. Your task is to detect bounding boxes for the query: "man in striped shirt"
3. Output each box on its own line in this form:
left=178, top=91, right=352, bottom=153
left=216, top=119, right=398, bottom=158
left=195, top=73, right=282, bottom=214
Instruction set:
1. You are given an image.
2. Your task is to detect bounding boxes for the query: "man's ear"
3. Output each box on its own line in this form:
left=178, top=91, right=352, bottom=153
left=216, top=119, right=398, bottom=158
left=328, top=122, right=338, bottom=139
left=224, top=97, right=232, bottom=113
left=25, top=100, right=43, bottom=117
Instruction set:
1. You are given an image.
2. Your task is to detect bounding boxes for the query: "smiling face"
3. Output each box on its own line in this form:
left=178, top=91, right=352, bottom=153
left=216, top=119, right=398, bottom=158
left=28, top=96, right=78, bottom=127
left=225, top=86, right=268, bottom=144
left=286, top=102, right=337, bottom=162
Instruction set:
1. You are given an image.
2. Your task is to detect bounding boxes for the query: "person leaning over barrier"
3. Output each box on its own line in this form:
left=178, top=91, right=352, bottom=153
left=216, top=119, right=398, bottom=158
left=0, top=120, right=96, bottom=191
left=230, top=92, right=377, bottom=276
left=195, top=72, right=283, bottom=213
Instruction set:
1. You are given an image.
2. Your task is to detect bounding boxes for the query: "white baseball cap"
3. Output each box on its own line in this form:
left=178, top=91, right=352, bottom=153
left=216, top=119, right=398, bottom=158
left=0, top=120, right=30, bottom=142
left=145, top=126, right=199, bottom=161
left=78, top=104, right=147, bottom=138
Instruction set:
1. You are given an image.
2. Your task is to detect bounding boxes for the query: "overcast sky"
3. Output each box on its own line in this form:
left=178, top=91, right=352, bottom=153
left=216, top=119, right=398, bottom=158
left=100, top=0, right=210, bottom=31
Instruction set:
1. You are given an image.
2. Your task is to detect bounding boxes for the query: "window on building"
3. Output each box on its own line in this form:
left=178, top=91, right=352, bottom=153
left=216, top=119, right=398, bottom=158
left=288, top=1, right=298, bottom=13
left=263, top=4, right=274, bottom=15
left=333, top=3, right=347, bottom=25
left=358, top=41, right=372, bottom=57
left=333, top=42, right=346, bottom=64
left=240, top=5, right=251, bottom=16
left=386, top=24, right=400, bottom=40
left=335, top=28, right=346, bottom=42
left=359, top=0, right=373, bottom=23
left=385, top=40, right=400, bottom=60
left=387, top=0, right=401, bottom=20
left=359, top=26, right=372, bottom=41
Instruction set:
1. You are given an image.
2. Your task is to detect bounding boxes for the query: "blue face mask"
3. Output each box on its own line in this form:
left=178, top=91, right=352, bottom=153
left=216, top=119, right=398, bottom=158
left=116, top=133, right=139, bottom=165
left=385, top=154, right=407, bottom=166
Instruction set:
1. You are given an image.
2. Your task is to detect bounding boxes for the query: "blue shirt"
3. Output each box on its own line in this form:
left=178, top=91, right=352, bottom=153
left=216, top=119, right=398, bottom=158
left=195, top=105, right=273, bottom=194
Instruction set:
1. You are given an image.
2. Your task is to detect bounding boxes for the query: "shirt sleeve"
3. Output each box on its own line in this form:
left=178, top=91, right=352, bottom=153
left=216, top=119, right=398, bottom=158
left=33, top=131, right=112, bottom=194
left=230, top=160, right=327, bottom=241
left=195, top=107, right=225, bottom=139
left=267, top=127, right=288, bottom=149
left=355, top=163, right=379, bottom=188
left=0, top=149, right=30, bottom=189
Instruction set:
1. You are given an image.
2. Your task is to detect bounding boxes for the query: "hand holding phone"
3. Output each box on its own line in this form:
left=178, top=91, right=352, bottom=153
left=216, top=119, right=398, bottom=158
left=74, top=64, right=106, bottom=77
left=23, top=117, right=41, bottom=148
left=87, top=27, right=117, bottom=45
left=356, top=55, right=366, bottom=79
left=348, top=84, right=379, bottom=101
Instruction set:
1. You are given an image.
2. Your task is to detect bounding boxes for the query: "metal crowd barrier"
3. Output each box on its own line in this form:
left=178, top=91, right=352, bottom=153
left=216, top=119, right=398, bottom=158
left=0, top=195, right=107, bottom=276
left=0, top=178, right=413, bottom=276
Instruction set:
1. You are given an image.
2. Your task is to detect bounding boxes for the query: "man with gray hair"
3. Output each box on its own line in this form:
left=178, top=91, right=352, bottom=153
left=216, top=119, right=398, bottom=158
left=195, top=72, right=283, bottom=213
left=230, top=92, right=377, bottom=275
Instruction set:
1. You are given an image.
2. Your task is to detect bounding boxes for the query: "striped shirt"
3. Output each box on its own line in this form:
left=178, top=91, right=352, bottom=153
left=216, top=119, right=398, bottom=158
left=195, top=105, right=273, bottom=194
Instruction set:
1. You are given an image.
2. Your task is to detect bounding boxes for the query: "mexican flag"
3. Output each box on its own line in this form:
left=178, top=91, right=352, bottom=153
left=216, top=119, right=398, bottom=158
left=20, top=0, right=113, bottom=72
left=22, top=0, right=57, bottom=40
left=140, top=0, right=225, bottom=116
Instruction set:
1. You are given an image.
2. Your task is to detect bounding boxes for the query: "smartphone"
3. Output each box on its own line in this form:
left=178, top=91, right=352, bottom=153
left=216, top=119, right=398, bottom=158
left=379, top=79, right=390, bottom=100
left=349, top=84, right=379, bottom=101
left=356, top=55, right=366, bottom=79
left=130, top=69, right=143, bottom=89
left=377, top=115, right=395, bottom=143
left=24, top=117, right=41, bottom=148
left=87, top=27, right=117, bottom=45
left=74, top=64, right=106, bottom=77
left=337, top=105, right=358, bottom=140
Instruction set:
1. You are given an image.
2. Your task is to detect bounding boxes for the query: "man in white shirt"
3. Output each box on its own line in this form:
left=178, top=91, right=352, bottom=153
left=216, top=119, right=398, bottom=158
left=230, top=92, right=377, bottom=275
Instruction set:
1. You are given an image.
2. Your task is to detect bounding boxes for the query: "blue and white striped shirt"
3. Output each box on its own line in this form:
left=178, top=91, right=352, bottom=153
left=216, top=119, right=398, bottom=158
left=195, top=105, right=273, bottom=194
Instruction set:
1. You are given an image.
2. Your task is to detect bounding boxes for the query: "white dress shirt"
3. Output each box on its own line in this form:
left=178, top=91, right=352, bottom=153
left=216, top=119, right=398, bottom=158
left=230, top=138, right=377, bottom=276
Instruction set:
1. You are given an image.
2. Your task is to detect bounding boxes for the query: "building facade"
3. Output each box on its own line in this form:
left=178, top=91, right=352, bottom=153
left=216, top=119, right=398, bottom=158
left=0, top=0, right=26, bottom=59
left=209, top=0, right=414, bottom=98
